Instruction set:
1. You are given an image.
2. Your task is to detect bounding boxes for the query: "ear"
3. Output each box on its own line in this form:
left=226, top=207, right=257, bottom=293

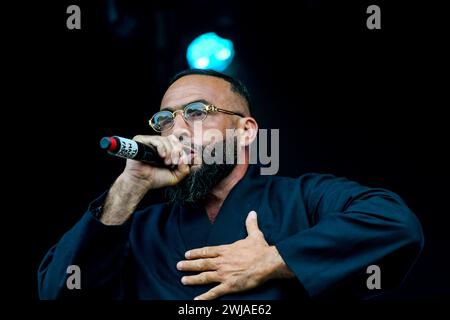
left=236, top=117, right=258, bottom=147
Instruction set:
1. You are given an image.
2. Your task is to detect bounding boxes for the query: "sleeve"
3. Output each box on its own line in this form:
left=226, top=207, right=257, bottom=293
left=37, top=192, right=133, bottom=299
left=275, top=174, right=424, bottom=298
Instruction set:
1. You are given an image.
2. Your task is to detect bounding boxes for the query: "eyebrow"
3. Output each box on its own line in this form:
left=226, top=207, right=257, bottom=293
left=160, top=99, right=212, bottom=112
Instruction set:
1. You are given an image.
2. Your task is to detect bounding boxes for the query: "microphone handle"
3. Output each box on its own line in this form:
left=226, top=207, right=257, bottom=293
left=134, top=140, right=167, bottom=167
left=100, top=136, right=169, bottom=168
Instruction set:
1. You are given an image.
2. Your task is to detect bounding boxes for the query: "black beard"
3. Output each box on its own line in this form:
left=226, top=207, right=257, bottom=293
left=165, top=138, right=237, bottom=207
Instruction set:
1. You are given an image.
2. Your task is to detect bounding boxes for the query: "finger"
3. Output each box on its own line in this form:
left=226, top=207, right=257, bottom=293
left=167, top=134, right=184, bottom=150
left=167, top=135, right=184, bottom=165
left=170, top=161, right=190, bottom=182
left=194, top=283, right=230, bottom=300
left=133, top=135, right=166, bottom=158
left=179, top=152, right=193, bottom=166
left=185, top=246, right=225, bottom=259
left=245, top=211, right=262, bottom=237
left=176, top=258, right=218, bottom=272
left=158, top=137, right=175, bottom=165
left=142, top=135, right=173, bottom=165
left=181, top=272, right=220, bottom=285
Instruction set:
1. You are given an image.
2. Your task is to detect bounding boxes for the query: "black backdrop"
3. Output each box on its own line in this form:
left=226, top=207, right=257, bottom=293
left=30, top=0, right=449, bottom=301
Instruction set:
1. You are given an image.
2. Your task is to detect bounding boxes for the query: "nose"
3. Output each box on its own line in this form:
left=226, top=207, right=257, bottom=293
left=170, top=111, right=191, bottom=141
left=171, top=110, right=188, bottom=130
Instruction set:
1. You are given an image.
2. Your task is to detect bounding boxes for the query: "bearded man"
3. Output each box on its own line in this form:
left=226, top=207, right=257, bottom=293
left=38, top=69, right=423, bottom=300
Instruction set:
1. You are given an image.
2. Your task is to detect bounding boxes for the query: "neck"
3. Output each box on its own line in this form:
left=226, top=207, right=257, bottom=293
left=204, top=162, right=249, bottom=223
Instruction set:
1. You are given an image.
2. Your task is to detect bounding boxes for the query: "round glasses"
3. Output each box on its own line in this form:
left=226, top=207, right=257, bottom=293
left=149, top=101, right=245, bottom=132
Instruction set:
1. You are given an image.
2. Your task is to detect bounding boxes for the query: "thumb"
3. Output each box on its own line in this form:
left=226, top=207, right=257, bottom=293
left=168, top=161, right=190, bottom=186
left=245, top=211, right=262, bottom=237
left=173, top=162, right=190, bottom=179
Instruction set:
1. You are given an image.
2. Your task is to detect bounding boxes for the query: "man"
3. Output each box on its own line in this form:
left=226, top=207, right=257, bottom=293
left=38, top=69, right=424, bottom=300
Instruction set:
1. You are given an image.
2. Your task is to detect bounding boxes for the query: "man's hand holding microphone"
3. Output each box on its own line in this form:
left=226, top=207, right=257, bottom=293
left=100, top=135, right=190, bottom=225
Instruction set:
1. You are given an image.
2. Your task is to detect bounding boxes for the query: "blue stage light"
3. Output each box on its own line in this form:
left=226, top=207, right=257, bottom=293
left=186, top=32, right=235, bottom=72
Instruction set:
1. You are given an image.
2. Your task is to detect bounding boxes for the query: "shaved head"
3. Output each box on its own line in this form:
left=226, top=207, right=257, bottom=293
left=168, top=69, right=251, bottom=116
left=162, top=75, right=249, bottom=118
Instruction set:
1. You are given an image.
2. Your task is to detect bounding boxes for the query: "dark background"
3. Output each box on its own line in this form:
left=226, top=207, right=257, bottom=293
left=30, top=0, right=449, bottom=300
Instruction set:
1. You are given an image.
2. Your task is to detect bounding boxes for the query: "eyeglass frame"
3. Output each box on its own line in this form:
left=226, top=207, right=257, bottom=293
left=148, top=100, right=245, bottom=132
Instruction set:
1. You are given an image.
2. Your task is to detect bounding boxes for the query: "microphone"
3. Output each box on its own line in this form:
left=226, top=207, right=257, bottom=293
left=100, top=136, right=168, bottom=168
